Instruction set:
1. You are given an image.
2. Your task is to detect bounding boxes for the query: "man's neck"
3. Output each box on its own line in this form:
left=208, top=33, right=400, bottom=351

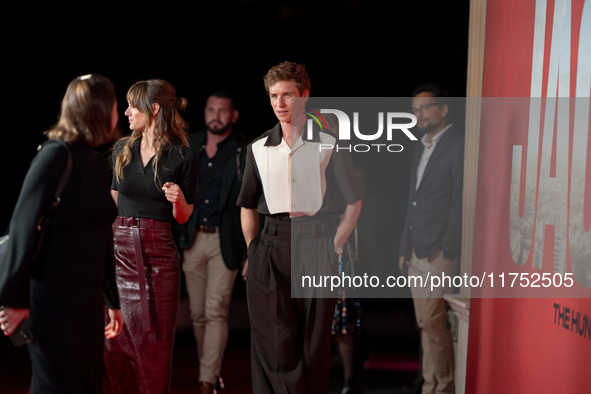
left=205, top=129, right=231, bottom=156
left=425, top=122, right=450, bottom=142
left=279, top=121, right=292, bottom=148
left=281, top=111, right=308, bottom=148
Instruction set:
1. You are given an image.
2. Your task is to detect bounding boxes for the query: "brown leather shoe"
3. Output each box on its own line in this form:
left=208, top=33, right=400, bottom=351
left=199, top=381, right=214, bottom=394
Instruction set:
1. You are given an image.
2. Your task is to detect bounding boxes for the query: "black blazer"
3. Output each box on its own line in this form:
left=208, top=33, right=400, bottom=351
left=174, top=130, right=248, bottom=270
left=0, top=140, right=119, bottom=309
left=398, top=126, right=464, bottom=260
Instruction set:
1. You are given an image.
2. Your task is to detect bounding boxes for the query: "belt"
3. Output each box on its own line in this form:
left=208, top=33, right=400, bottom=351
left=198, top=225, right=218, bottom=233
left=116, top=216, right=170, bottom=332
left=116, top=216, right=171, bottom=229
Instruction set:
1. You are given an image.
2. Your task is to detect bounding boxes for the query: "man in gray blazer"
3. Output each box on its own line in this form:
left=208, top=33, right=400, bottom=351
left=398, top=83, right=463, bottom=394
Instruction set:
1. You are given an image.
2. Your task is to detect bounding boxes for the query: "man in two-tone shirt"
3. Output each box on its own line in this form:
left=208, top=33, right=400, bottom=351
left=237, top=61, right=362, bottom=394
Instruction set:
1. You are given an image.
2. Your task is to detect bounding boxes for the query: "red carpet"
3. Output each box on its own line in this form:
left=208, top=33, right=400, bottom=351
left=0, top=299, right=420, bottom=394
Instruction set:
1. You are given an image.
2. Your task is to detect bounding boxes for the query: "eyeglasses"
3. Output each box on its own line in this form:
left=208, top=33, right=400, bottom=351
left=411, top=102, right=439, bottom=115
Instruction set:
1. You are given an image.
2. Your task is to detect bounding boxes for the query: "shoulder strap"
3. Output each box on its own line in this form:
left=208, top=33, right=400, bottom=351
left=35, top=141, right=73, bottom=231
left=29, top=140, right=73, bottom=255
left=51, top=140, right=73, bottom=206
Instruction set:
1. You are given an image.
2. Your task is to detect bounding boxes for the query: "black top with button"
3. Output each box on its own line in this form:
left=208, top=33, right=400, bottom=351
left=195, top=138, right=229, bottom=227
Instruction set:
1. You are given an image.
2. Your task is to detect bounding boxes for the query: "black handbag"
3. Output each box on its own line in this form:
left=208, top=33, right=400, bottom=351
left=0, top=140, right=72, bottom=264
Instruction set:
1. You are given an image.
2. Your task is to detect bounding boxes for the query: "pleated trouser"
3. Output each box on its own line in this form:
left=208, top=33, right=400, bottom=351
left=247, top=216, right=337, bottom=394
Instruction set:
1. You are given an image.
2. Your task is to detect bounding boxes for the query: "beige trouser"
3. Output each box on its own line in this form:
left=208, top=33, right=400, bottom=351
left=182, top=231, right=238, bottom=384
left=408, top=249, right=456, bottom=394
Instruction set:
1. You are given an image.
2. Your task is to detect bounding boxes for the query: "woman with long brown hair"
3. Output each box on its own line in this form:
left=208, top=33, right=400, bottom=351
left=104, top=79, right=198, bottom=393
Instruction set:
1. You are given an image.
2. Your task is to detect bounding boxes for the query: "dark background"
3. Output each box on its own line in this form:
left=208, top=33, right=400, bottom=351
left=1, top=2, right=471, bottom=389
left=2, top=1, right=470, bottom=232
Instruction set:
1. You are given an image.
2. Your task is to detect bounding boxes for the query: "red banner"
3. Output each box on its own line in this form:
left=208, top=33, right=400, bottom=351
left=466, top=0, right=591, bottom=393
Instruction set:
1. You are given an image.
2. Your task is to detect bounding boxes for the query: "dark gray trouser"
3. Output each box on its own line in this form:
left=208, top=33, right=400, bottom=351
left=246, top=216, right=337, bottom=394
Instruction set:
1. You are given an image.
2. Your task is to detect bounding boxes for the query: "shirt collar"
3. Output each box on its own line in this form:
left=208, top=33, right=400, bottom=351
left=264, top=122, right=321, bottom=147
left=264, top=123, right=283, bottom=146
left=201, top=133, right=231, bottom=153
left=421, top=123, right=452, bottom=148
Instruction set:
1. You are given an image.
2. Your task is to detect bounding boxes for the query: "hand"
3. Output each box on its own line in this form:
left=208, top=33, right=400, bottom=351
left=428, top=248, right=442, bottom=262
left=104, top=309, right=124, bottom=339
left=241, top=259, right=249, bottom=281
left=334, top=245, right=344, bottom=258
left=398, top=256, right=409, bottom=275
left=0, top=307, right=29, bottom=337
left=163, top=182, right=193, bottom=224
left=162, top=182, right=185, bottom=204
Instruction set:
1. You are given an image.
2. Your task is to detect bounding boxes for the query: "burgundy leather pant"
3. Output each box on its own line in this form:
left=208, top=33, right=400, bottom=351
left=104, top=217, right=180, bottom=394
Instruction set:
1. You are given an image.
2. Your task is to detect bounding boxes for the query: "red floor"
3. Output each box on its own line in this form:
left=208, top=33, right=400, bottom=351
left=0, top=299, right=420, bottom=394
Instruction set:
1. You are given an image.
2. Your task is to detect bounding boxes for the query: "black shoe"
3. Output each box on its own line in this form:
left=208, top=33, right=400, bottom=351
left=199, top=381, right=214, bottom=394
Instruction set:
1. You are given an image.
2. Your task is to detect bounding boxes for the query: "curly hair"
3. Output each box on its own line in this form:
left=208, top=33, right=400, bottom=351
left=263, top=61, right=311, bottom=95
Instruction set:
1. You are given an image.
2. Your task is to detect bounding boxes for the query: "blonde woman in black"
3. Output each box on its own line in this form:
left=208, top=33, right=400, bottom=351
left=104, top=79, right=198, bottom=393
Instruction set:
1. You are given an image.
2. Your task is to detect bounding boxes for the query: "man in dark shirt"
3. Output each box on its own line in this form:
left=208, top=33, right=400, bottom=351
left=237, top=61, right=362, bottom=394
left=174, top=91, right=247, bottom=394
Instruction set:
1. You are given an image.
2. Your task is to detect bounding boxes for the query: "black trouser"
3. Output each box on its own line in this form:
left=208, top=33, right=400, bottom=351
left=246, top=216, right=337, bottom=394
